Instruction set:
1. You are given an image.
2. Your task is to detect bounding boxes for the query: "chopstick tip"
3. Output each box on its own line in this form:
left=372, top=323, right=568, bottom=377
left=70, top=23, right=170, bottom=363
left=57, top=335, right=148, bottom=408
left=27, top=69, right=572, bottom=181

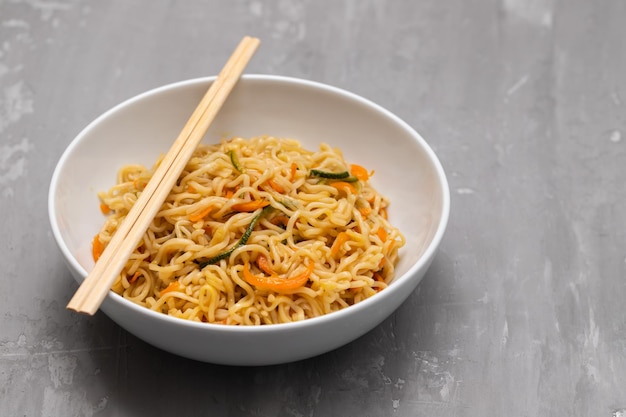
left=66, top=303, right=97, bottom=315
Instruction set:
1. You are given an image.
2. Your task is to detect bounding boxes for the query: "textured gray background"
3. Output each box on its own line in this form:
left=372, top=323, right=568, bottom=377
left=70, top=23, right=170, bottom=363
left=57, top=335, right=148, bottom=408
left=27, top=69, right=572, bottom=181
left=1, top=0, right=625, bottom=416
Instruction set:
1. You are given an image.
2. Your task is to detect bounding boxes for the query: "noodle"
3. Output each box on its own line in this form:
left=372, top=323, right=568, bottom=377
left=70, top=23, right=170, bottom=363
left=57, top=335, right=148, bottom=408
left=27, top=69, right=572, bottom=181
left=96, top=136, right=405, bottom=325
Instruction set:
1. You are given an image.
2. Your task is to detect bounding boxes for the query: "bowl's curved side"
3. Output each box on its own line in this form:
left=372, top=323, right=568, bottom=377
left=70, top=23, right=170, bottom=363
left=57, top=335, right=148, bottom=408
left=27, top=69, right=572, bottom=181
left=100, top=256, right=435, bottom=366
left=49, top=75, right=450, bottom=365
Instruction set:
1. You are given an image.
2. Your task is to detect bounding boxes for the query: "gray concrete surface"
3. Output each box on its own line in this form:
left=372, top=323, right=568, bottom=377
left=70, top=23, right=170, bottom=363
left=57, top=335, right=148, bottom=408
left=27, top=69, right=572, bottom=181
left=1, top=0, right=625, bottom=416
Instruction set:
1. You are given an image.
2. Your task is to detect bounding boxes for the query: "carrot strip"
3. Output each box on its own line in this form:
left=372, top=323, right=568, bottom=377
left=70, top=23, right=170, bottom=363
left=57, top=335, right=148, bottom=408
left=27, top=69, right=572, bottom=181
left=187, top=184, right=196, bottom=193
left=350, top=164, right=370, bottom=181
left=133, top=179, right=145, bottom=190
left=330, top=181, right=357, bottom=195
left=256, top=255, right=275, bottom=275
left=231, top=200, right=270, bottom=212
left=376, top=227, right=388, bottom=242
left=267, top=178, right=285, bottom=193
left=270, top=215, right=290, bottom=228
left=224, top=189, right=235, bottom=199
left=159, top=281, right=180, bottom=297
left=129, top=271, right=141, bottom=284
left=189, top=205, right=212, bottom=222
left=373, top=272, right=385, bottom=292
left=243, top=260, right=314, bottom=293
left=330, top=232, right=350, bottom=258
left=357, top=203, right=372, bottom=217
left=290, top=162, right=297, bottom=181
left=92, top=234, right=104, bottom=261
left=99, top=203, right=111, bottom=214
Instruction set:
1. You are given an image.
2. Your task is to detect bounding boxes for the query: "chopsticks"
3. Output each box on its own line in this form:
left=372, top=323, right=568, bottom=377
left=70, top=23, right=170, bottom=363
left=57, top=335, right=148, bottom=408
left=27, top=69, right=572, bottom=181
left=67, top=36, right=261, bottom=315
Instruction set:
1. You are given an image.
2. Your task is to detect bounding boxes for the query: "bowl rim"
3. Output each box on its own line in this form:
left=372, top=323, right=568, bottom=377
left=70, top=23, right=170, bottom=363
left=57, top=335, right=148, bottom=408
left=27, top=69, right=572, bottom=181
left=48, top=74, right=450, bottom=333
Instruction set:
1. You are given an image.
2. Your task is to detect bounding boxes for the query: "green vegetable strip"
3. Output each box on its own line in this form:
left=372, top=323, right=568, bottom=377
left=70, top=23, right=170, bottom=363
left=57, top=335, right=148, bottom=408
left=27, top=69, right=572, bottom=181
left=310, top=169, right=350, bottom=179
left=199, top=206, right=271, bottom=268
left=229, top=149, right=244, bottom=173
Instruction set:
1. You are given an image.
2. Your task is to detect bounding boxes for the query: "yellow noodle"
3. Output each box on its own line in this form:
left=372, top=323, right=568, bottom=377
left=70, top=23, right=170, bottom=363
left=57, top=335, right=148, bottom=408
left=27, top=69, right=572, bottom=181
left=95, top=136, right=405, bottom=325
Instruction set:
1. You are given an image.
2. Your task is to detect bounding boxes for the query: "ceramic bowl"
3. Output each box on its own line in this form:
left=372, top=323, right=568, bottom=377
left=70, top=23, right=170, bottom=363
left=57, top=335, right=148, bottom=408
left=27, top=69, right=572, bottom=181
left=48, top=75, right=449, bottom=365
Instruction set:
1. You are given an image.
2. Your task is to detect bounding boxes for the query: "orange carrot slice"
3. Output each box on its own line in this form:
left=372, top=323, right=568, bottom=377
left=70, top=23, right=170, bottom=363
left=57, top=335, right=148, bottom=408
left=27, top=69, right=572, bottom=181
left=256, top=255, right=275, bottom=275
left=243, top=260, right=314, bottom=293
left=350, top=164, right=370, bottom=181
left=290, top=162, right=298, bottom=181
left=267, top=179, right=285, bottom=193
left=189, top=205, right=212, bottom=222
left=231, top=200, right=270, bottom=212
left=330, top=232, right=350, bottom=258
left=129, top=271, right=141, bottom=284
left=330, top=181, right=357, bottom=195
left=92, top=234, right=104, bottom=262
left=270, top=215, right=290, bottom=228
left=99, top=203, right=111, bottom=214
left=159, top=281, right=180, bottom=297
left=376, top=227, right=388, bottom=242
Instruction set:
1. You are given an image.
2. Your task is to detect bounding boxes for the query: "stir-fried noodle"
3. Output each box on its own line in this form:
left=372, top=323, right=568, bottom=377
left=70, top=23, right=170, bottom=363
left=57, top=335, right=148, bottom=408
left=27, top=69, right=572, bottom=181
left=94, top=136, right=405, bottom=325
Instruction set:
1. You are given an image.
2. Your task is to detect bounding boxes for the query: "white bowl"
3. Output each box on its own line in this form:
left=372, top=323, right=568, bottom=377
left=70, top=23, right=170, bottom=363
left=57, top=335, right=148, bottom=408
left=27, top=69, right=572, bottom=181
left=49, top=75, right=449, bottom=365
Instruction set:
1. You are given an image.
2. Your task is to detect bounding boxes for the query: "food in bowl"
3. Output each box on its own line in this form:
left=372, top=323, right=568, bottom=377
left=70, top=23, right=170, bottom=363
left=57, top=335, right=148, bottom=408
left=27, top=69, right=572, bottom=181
left=49, top=75, right=449, bottom=365
left=95, top=135, right=405, bottom=325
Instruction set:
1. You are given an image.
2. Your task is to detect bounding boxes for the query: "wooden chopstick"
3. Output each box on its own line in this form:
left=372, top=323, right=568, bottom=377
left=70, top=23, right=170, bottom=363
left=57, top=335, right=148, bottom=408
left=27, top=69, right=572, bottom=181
left=67, top=36, right=261, bottom=315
